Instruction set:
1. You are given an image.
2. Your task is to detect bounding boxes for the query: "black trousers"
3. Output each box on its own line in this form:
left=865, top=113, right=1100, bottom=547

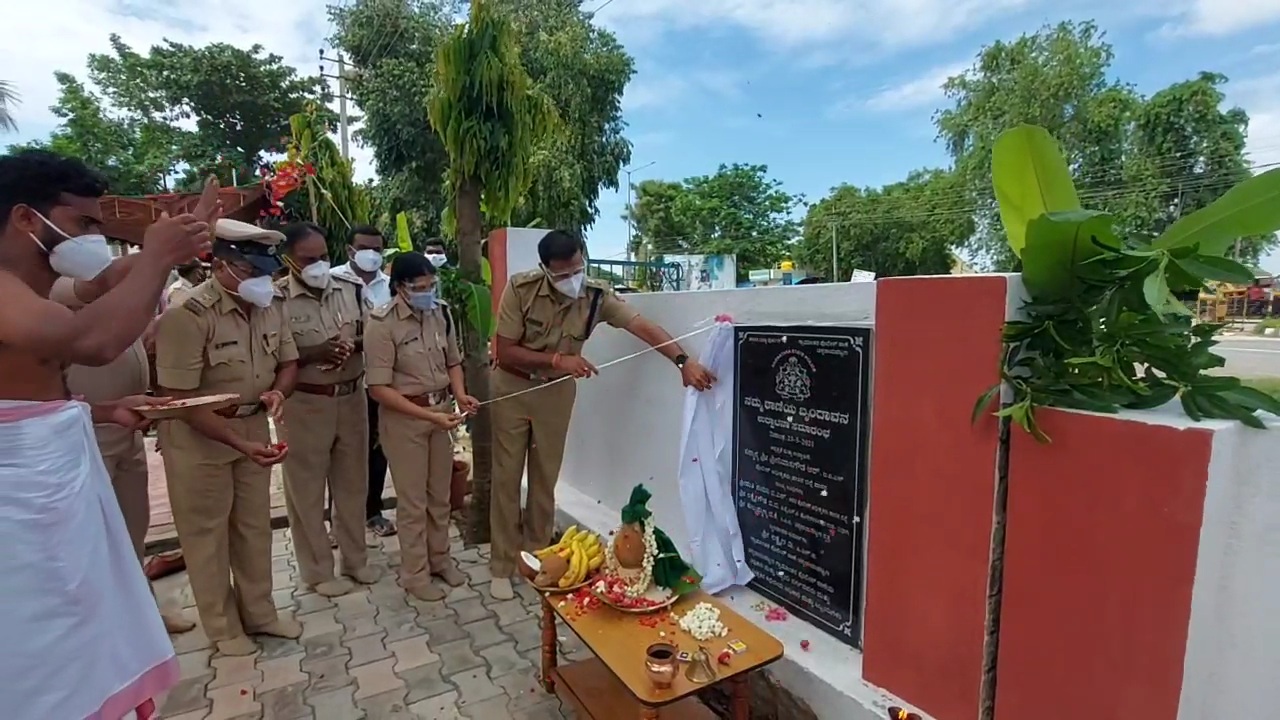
left=365, top=393, right=389, bottom=519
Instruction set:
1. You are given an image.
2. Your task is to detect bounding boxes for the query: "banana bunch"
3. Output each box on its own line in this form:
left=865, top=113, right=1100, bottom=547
left=536, top=526, right=605, bottom=588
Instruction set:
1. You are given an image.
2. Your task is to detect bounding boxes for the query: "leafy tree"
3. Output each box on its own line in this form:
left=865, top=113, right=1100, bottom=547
left=935, top=21, right=1267, bottom=269
left=0, top=80, right=19, bottom=133
left=330, top=0, right=633, bottom=238
left=427, top=0, right=554, bottom=543
left=7, top=72, right=173, bottom=195
left=627, top=163, right=803, bottom=276
left=795, top=169, right=974, bottom=279
left=489, top=0, right=634, bottom=232
left=1126, top=72, right=1267, bottom=261
left=84, top=34, right=329, bottom=189
left=328, top=0, right=457, bottom=238
left=937, top=21, right=1137, bottom=270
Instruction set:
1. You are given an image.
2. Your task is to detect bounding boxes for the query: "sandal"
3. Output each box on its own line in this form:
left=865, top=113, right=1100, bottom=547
left=367, top=516, right=397, bottom=537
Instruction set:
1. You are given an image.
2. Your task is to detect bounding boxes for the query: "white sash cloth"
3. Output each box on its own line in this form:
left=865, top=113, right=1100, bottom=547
left=0, top=401, right=176, bottom=719
left=677, top=321, right=754, bottom=595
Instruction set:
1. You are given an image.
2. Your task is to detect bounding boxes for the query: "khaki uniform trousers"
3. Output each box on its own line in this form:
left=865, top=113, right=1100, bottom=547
left=489, top=370, right=577, bottom=577
left=379, top=403, right=454, bottom=590
left=97, top=428, right=151, bottom=561
left=282, top=389, right=369, bottom=586
left=161, top=415, right=277, bottom=641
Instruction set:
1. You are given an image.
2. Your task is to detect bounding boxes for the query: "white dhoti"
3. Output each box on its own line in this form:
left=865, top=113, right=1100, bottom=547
left=0, top=401, right=177, bottom=720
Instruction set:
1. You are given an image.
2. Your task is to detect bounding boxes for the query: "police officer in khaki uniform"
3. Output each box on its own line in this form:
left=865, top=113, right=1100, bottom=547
left=50, top=276, right=197, bottom=635
left=365, top=252, right=479, bottom=601
left=154, top=219, right=300, bottom=656
left=277, top=222, right=379, bottom=597
left=487, top=230, right=716, bottom=600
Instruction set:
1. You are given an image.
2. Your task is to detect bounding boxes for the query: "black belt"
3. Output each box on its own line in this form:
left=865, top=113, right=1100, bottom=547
left=214, top=403, right=263, bottom=419
left=405, top=389, right=452, bottom=406
left=295, top=378, right=362, bottom=397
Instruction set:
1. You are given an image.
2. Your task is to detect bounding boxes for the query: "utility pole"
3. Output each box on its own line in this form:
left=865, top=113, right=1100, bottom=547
left=319, top=50, right=354, bottom=161
left=623, top=160, right=656, bottom=262
left=830, top=222, right=838, bottom=281
left=337, top=55, right=350, bottom=161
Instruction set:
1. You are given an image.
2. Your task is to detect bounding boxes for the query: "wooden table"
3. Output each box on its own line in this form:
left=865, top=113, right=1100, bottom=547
left=540, top=590, right=784, bottom=719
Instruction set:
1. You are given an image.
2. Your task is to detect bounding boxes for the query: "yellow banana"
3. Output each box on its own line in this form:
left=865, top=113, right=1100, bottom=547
left=561, top=526, right=580, bottom=544
left=587, top=552, right=604, bottom=572
left=560, top=546, right=583, bottom=588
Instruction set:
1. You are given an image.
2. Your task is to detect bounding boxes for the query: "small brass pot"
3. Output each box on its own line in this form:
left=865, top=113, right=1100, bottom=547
left=644, top=643, right=679, bottom=689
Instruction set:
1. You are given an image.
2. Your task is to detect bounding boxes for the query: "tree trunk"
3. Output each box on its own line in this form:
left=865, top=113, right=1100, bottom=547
left=455, top=178, right=493, bottom=545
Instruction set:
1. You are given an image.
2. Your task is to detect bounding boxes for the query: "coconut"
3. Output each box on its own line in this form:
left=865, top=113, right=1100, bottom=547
left=614, top=523, right=646, bottom=569
left=518, top=552, right=540, bottom=581
left=533, top=552, right=569, bottom=588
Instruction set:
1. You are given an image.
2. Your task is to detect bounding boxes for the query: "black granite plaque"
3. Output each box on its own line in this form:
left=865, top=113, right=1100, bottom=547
left=732, top=326, right=871, bottom=648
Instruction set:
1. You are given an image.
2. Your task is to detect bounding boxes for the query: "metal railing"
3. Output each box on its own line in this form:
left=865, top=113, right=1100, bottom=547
left=586, top=259, right=684, bottom=292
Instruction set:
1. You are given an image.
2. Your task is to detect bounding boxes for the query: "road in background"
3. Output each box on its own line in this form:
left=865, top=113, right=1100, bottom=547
left=1216, top=336, right=1280, bottom=377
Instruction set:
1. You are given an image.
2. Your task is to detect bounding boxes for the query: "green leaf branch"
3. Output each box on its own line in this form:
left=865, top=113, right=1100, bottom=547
left=974, top=125, right=1280, bottom=441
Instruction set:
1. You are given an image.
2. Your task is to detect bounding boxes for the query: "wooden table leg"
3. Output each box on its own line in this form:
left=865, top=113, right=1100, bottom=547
left=730, top=674, right=750, bottom=719
left=540, top=599, right=557, bottom=693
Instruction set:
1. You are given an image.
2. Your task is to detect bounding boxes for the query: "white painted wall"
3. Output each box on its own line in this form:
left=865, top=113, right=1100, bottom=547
left=554, top=282, right=924, bottom=720
left=503, top=227, right=548, bottom=278
left=1177, top=408, right=1280, bottom=719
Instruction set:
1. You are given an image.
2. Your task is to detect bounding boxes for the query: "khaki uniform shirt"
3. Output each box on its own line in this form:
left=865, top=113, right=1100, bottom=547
left=50, top=277, right=151, bottom=453
left=365, top=296, right=460, bottom=396
left=495, top=272, right=639, bottom=378
left=154, top=279, right=299, bottom=402
left=278, top=274, right=365, bottom=386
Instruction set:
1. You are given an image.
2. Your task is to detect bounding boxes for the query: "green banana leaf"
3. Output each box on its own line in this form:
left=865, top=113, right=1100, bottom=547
left=1152, top=168, right=1280, bottom=255
left=1021, top=210, right=1119, bottom=299
left=481, top=257, right=492, bottom=286
left=394, top=212, right=413, bottom=253
left=462, top=281, right=495, bottom=339
left=992, top=125, right=1082, bottom=259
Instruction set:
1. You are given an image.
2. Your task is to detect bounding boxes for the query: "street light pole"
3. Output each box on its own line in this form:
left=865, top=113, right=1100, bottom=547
left=623, top=161, right=656, bottom=262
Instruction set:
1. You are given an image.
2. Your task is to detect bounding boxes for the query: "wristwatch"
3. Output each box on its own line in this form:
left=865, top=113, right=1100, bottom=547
left=674, top=353, right=689, bottom=368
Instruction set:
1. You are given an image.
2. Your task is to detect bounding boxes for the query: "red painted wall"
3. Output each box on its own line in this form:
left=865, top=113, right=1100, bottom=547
left=862, top=275, right=1009, bottom=720
left=997, top=409, right=1212, bottom=719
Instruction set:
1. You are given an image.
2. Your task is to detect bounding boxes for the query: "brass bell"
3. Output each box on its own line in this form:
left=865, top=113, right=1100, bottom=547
left=685, top=646, right=718, bottom=684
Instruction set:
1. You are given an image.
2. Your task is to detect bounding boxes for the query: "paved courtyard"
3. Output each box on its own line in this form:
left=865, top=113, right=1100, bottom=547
left=153, top=520, right=588, bottom=719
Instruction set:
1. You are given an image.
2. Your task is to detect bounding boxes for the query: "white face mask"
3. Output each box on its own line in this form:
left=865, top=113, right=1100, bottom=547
left=352, top=249, right=383, bottom=273
left=551, top=271, right=585, bottom=298
left=31, top=211, right=114, bottom=281
left=300, top=260, right=331, bottom=289
left=226, top=268, right=276, bottom=308
left=425, top=252, right=448, bottom=268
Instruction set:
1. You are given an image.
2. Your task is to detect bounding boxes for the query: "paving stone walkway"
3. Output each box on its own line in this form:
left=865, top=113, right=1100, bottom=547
left=153, top=520, right=589, bottom=719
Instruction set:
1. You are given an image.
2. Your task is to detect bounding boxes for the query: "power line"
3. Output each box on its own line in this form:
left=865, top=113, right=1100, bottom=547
left=631, top=160, right=1280, bottom=253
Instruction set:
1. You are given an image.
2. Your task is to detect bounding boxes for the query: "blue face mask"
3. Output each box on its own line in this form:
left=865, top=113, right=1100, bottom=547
left=406, top=289, right=437, bottom=310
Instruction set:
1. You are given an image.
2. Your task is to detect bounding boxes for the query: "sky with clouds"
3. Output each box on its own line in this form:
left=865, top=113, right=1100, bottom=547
left=3, top=0, right=1279, bottom=269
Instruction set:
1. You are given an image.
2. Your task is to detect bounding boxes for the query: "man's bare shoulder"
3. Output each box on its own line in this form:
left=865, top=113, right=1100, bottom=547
left=0, top=270, right=70, bottom=317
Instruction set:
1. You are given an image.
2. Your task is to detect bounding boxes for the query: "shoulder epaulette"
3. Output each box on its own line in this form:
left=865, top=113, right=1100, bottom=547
left=370, top=301, right=394, bottom=319
left=510, top=269, right=544, bottom=286
left=182, top=282, right=219, bottom=314
left=584, top=277, right=612, bottom=292
left=332, top=273, right=362, bottom=288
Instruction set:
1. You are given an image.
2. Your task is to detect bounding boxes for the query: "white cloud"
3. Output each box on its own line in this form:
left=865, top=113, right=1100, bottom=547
left=1229, top=72, right=1280, bottom=171
left=623, top=69, right=743, bottom=112
left=596, top=0, right=1034, bottom=55
left=1162, top=0, right=1280, bottom=37
left=0, top=0, right=379, bottom=181
left=862, top=62, right=967, bottom=113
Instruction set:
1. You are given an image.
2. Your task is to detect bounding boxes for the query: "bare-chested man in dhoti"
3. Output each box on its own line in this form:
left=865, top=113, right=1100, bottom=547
left=0, top=149, right=211, bottom=720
